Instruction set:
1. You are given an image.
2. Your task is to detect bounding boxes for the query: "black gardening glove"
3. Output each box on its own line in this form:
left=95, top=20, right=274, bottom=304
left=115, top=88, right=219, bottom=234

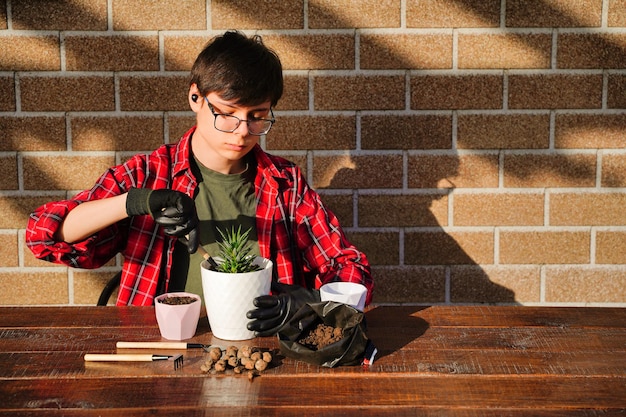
left=126, top=187, right=199, bottom=254
left=247, top=281, right=321, bottom=337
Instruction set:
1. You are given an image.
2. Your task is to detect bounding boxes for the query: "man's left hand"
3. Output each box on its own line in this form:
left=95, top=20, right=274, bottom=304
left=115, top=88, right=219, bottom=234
left=247, top=282, right=320, bottom=337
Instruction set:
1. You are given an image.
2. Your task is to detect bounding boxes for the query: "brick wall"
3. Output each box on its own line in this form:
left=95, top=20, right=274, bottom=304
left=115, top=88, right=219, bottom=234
left=1, top=0, right=625, bottom=306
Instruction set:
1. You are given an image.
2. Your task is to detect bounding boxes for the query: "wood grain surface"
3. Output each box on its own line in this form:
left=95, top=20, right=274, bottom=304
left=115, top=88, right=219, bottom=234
left=1, top=306, right=624, bottom=416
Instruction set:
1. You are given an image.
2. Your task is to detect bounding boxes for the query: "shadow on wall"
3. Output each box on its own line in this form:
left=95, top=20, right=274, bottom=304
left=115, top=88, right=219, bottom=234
left=323, top=151, right=517, bottom=304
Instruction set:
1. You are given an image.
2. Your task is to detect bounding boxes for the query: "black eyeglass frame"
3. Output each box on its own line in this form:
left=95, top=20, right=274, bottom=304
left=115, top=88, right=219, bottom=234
left=205, top=98, right=275, bottom=136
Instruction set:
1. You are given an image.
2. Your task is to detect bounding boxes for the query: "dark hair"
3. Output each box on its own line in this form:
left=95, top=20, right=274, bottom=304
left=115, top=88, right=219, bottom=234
left=190, top=31, right=283, bottom=106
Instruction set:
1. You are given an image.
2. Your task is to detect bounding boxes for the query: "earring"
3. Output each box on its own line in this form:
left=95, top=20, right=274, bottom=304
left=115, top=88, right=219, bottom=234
left=191, top=94, right=198, bottom=102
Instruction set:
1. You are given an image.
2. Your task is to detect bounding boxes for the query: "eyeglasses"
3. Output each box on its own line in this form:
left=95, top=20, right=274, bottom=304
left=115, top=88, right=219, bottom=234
left=205, top=98, right=275, bottom=136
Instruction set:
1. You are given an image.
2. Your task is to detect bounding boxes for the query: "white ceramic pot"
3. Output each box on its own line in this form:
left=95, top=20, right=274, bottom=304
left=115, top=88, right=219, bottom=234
left=201, top=256, right=273, bottom=341
left=154, top=292, right=202, bottom=341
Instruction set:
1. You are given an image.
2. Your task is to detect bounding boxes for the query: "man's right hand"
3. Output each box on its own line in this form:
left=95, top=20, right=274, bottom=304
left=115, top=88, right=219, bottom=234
left=126, top=188, right=199, bottom=253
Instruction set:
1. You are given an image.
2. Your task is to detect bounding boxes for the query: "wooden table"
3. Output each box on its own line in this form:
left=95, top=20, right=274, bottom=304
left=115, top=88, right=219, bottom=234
left=1, top=306, right=624, bottom=416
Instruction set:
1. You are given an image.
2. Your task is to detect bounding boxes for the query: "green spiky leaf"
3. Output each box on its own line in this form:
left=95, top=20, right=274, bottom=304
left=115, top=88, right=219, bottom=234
left=215, top=225, right=262, bottom=273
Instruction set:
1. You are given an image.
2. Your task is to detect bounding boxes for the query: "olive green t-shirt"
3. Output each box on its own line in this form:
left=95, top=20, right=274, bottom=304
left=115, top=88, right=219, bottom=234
left=172, top=156, right=259, bottom=300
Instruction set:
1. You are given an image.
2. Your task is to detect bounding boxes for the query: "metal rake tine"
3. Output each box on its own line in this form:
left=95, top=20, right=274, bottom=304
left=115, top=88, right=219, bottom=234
left=169, top=354, right=183, bottom=370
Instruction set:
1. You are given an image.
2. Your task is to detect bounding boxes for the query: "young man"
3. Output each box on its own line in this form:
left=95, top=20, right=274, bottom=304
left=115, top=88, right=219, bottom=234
left=26, top=31, right=373, bottom=336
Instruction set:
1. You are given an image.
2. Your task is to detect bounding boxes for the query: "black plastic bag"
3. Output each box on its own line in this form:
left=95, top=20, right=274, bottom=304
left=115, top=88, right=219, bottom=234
left=278, top=301, right=371, bottom=368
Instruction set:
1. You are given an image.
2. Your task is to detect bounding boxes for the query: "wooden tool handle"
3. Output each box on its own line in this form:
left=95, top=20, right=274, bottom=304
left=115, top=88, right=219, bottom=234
left=84, top=354, right=157, bottom=362
left=196, top=245, right=210, bottom=261
left=116, top=341, right=188, bottom=350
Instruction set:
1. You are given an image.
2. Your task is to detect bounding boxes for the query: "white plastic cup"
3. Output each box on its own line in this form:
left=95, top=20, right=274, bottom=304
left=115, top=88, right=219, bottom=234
left=319, top=282, right=367, bottom=311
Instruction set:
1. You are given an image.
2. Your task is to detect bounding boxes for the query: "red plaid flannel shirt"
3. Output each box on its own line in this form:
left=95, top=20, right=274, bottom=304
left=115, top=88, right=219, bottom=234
left=26, top=127, right=373, bottom=306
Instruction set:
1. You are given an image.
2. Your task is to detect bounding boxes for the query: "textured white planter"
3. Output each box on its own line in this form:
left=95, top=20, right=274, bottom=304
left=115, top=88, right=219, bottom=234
left=154, top=292, right=201, bottom=341
left=201, top=257, right=273, bottom=341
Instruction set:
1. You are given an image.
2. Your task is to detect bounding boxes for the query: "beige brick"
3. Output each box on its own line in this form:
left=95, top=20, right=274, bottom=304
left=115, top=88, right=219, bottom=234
left=458, top=114, right=550, bottom=149
left=371, top=266, right=446, bottom=303
left=454, top=193, right=544, bottom=226
left=65, top=35, right=159, bottom=71
left=499, top=231, right=590, bottom=264
left=550, top=192, right=626, bottom=226
left=23, top=245, right=71, bottom=268
left=264, top=34, right=354, bottom=70
left=609, top=0, right=626, bottom=26
left=309, top=0, right=400, bottom=28
left=504, top=153, right=596, bottom=188
left=0, top=272, right=68, bottom=305
left=0, top=117, right=66, bottom=151
left=23, top=155, right=115, bottom=190
left=405, top=231, right=494, bottom=264
left=313, top=154, right=403, bottom=189
left=0, top=2, right=6, bottom=29
left=112, top=0, right=205, bottom=30
left=275, top=153, right=308, bottom=179
left=360, top=34, right=452, bottom=69
left=596, top=231, right=626, bottom=264
left=21, top=76, right=114, bottom=112
left=12, top=0, right=108, bottom=30
left=361, top=115, right=452, bottom=150
left=0, top=155, right=18, bottom=190
left=317, top=193, right=353, bottom=227
left=509, top=74, right=602, bottom=109
left=407, top=0, right=500, bottom=28
left=0, top=35, right=60, bottom=71
left=608, top=74, right=626, bottom=108
left=545, top=266, right=626, bottom=303
left=557, top=33, right=626, bottom=69
left=277, top=75, right=309, bottom=111
left=0, top=76, right=15, bottom=112
left=555, top=114, right=626, bottom=149
left=267, top=115, right=355, bottom=150
left=314, top=75, right=405, bottom=110
left=0, top=232, right=18, bottom=267
left=506, top=0, right=602, bottom=27
left=212, top=0, right=303, bottom=29
left=347, top=231, right=399, bottom=265
left=164, top=35, right=208, bottom=71
left=71, top=116, right=164, bottom=151
left=119, top=75, right=188, bottom=111
left=459, top=34, right=551, bottom=69
left=450, top=265, right=539, bottom=303
left=411, top=75, right=503, bottom=110
left=408, top=154, right=500, bottom=189
left=359, top=194, right=448, bottom=227
left=602, top=154, right=626, bottom=187
left=0, top=195, right=63, bottom=229
left=168, top=115, right=196, bottom=142
left=74, top=270, right=119, bottom=305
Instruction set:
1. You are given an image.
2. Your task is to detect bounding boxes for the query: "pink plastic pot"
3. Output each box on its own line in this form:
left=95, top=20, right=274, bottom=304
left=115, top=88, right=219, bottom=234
left=154, top=292, right=201, bottom=341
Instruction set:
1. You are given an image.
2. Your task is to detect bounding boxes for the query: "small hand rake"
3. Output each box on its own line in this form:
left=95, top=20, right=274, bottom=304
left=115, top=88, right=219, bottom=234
left=84, top=353, right=184, bottom=370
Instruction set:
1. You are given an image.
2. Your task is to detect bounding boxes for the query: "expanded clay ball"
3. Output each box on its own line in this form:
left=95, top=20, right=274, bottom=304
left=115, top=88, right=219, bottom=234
left=208, top=347, right=222, bottom=362
left=238, top=345, right=252, bottom=358
left=214, top=360, right=227, bottom=372
left=255, top=358, right=268, bottom=372
left=200, top=345, right=274, bottom=380
left=225, top=346, right=238, bottom=358
left=227, top=356, right=238, bottom=367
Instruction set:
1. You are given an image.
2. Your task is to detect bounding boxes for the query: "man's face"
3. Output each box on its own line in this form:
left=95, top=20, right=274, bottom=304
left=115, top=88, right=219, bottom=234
left=192, top=92, right=273, bottom=172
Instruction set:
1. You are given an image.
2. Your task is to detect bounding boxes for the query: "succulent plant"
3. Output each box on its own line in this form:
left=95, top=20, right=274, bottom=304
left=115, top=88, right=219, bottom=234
left=215, top=225, right=262, bottom=273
